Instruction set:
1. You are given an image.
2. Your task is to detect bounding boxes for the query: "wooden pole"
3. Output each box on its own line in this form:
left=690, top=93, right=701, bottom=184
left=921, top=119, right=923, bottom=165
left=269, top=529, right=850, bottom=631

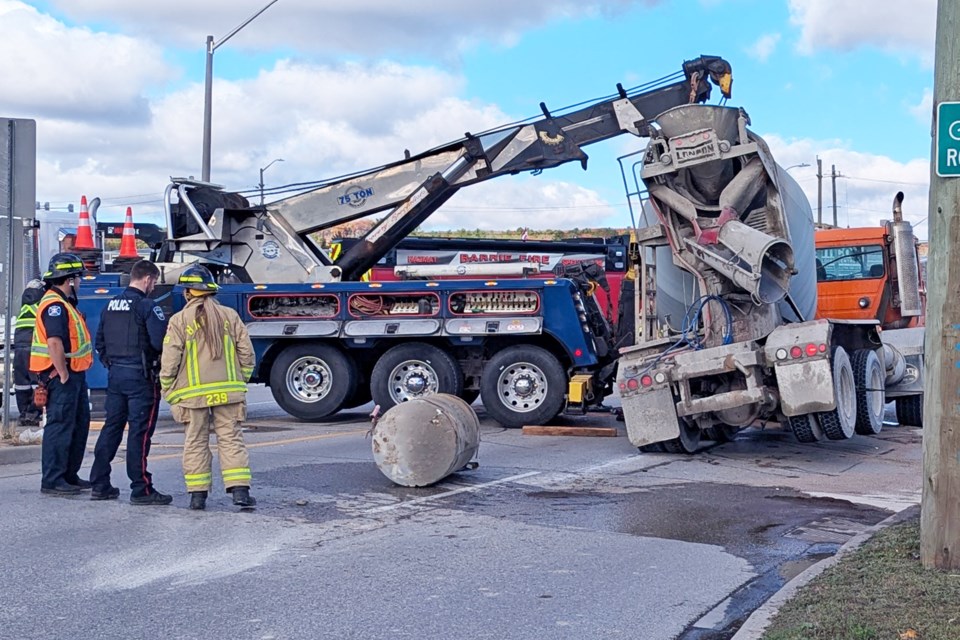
left=921, top=0, right=960, bottom=570
left=831, top=164, right=839, bottom=227
left=817, top=156, right=823, bottom=225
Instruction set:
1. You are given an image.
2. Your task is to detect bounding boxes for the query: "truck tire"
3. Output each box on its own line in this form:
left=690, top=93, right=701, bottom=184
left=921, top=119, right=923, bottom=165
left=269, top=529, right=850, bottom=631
left=896, top=395, right=923, bottom=427
left=480, top=345, right=566, bottom=428
left=706, top=424, right=740, bottom=443
left=371, top=343, right=463, bottom=412
left=662, top=418, right=701, bottom=454
left=852, top=349, right=885, bottom=435
left=269, top=343, right=358, bottom=421
left=817, top=347, right=857, bottom=440
left=343, top=384, right=373, bottom=410
left=787, top=413, right=823, bottom=443
left=639, top=442, right=666, bottom=453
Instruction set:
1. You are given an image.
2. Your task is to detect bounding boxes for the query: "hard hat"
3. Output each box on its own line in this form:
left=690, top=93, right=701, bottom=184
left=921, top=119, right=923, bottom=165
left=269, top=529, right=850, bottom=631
left=42, top=253, right=84, bottom=282
left=178, top=264, right=219, bottom=293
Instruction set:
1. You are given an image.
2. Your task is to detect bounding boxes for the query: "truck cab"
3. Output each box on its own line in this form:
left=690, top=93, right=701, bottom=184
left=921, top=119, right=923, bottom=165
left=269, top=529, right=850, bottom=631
left=814, top=224, right=925, bottom=329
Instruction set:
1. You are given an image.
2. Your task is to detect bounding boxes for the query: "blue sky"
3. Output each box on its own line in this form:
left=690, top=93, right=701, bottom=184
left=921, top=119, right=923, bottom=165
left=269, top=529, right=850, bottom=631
left=0, top=0, right=937, bottom=236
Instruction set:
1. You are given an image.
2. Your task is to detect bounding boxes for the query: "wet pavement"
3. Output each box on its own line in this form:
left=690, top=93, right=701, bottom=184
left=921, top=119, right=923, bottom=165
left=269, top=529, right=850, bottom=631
left=0, top=387, right=922, bottom=639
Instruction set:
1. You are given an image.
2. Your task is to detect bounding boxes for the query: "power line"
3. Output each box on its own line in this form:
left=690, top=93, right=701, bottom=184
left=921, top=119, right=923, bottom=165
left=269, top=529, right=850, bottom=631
left=841, top=175, right=928, bottom=187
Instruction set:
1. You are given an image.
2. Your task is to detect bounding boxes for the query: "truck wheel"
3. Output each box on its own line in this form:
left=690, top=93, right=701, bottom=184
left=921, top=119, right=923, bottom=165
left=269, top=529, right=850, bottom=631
left=343, top=384, right=373, bottom=410
left=639, top=442, right=666, bottom=453
left=269, top=343, right=358, bottom=421
left=371, top=343, right=463, bottom=411
left=706, top=425, right=740, bottom=442
left=896, top=395, right=923, bottom=427
left=852, top=349, right=885, bottom=435
left=480, top=345, right=566, bottom=428
left=662, top=418, right=701, bottom=454
left=787, top=414, right=823, bottom=443
left=817, top=347, right=857, bottom=440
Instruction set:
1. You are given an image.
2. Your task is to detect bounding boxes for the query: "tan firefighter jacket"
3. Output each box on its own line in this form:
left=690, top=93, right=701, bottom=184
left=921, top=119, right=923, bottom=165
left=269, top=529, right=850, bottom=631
left=159, top=296, right=255, bottom=409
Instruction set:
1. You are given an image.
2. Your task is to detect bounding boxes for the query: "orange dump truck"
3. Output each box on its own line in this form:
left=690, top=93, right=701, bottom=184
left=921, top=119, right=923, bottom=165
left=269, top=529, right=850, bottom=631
left=814, top=192, right=924, bottom=426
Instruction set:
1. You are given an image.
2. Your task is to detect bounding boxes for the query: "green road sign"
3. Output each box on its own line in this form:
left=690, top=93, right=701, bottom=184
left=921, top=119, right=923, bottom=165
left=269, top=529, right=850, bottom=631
left=937, top=101, right=960, bottom=177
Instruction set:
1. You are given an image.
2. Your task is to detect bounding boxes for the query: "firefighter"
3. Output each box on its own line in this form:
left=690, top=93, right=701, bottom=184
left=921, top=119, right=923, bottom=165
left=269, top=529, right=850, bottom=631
left=13, top=279, right=45, bottom=427
left=159, top=265, right=256, bottom=511
left=30, top=253, right=93, bottom=496
left=89, top=260, right=171, bottom=504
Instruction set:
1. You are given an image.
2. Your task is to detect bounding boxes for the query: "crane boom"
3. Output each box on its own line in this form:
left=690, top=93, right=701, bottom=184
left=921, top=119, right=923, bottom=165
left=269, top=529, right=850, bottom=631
left=162, top=55, right=731, bottom=283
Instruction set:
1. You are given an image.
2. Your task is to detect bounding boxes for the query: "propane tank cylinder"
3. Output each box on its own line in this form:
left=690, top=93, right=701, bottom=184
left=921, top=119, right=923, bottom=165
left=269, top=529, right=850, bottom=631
left=371, top=394, right=480, bottom=487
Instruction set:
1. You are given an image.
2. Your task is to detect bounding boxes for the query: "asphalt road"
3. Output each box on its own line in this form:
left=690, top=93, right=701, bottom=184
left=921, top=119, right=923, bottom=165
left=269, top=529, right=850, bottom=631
left=0, top=387, right=922, bottom=640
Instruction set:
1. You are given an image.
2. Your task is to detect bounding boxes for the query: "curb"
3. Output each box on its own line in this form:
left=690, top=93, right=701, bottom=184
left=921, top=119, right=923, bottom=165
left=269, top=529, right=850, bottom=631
left=0, top=442, right=41, bottom=465
left=731, top=504, right=921, bottom=640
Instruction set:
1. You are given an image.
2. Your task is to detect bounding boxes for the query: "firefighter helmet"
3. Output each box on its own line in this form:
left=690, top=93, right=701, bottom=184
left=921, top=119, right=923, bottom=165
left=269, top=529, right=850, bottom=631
left=42, top=253, right=85, bottom=282
left=178, top=264, right=219, bottom=292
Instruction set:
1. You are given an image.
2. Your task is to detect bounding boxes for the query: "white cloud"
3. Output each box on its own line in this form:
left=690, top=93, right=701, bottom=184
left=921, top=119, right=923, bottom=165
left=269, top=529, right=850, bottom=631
left=763, top=133, right=930, bottom=238
left=0, top=1, right=174, bottom=124
left=19, top=54, right=618, bottom=230
left=788, top=0, right=936, bottom=65
left=45, top=0, right=656, bottom=56
left=435, top=180, right=617, bottom=231
left=746, top=33, right=781, bottom=63
left=909, top=88, right=933, bottom=127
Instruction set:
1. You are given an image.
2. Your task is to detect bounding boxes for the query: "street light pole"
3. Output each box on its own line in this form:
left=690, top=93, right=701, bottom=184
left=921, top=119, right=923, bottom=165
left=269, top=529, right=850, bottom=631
left=200, top=0, right=281, bottom=183
left=201, top=35, right=214, bottom=182
left=259, top=158, right=284, bottom=206
left=784, top=163, right=810, bottom=172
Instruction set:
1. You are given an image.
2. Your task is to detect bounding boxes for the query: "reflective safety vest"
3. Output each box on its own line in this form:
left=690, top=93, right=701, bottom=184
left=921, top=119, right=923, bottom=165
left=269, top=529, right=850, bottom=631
left=15, top=303, right=38, bottom=331
left=29, top=291, right=94, bottom=373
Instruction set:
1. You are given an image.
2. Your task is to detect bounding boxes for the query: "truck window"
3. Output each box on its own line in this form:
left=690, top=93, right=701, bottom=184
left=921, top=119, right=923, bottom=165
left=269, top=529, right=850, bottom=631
left=815, top=245, right=885, bottom=281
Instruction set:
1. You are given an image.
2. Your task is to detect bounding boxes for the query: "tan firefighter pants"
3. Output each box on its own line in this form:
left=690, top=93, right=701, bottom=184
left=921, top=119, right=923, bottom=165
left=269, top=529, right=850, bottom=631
left=181, top=403, right=251, bottom=492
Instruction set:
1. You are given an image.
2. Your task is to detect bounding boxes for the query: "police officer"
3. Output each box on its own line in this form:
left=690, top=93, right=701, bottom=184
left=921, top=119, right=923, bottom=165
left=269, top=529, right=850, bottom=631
left=30, top=253, right=93, bottom=496
left=89, top=260, right=172, bottom=504
left=160, top=265, right=256, bottom=511
left=13, top=279, right=45, bottom=427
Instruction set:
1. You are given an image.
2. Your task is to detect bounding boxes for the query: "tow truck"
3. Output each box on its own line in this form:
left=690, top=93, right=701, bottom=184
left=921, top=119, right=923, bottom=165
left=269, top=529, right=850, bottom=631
left=76, top=55, right=734, bottom=427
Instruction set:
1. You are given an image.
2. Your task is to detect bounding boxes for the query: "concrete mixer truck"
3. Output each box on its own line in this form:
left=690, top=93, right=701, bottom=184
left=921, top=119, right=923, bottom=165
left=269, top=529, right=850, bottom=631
left=616, top=104, right=925, bottom=453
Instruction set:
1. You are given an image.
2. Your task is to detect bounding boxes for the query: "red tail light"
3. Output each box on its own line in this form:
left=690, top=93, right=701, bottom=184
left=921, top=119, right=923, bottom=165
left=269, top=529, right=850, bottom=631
left=790, top=346, right=803, bottom=359
left=640, top=375, right=653, bottom=387
left=805, top=343, right=818, bottom=357
left=627, top=378, right=639, bottom=390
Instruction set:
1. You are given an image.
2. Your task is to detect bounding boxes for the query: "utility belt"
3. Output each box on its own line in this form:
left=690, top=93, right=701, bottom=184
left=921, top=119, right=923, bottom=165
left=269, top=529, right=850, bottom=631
left=107, top=353, right=160, bottom=382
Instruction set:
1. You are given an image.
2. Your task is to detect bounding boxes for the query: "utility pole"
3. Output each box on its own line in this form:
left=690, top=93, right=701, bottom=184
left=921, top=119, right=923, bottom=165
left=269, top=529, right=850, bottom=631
left=922, top=0, right=960, bottom=570
left=816, top=157, right=823, bottom=225
left=831, top=164, right=839, bottom=227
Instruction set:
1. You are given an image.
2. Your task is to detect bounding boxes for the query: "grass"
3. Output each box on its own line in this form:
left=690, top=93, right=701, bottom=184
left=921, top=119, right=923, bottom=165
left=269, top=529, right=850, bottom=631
left=763, top=515, right=960, bottom=640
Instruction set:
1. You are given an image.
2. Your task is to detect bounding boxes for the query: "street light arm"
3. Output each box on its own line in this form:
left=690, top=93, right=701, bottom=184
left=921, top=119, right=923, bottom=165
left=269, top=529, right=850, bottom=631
left=214, top=0, right=281, bottom=51
left=202, top=0, right=281, bottom=182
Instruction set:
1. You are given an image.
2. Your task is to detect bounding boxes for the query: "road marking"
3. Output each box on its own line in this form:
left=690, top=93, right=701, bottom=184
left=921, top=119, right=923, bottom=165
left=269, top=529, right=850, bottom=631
left=363, top=471, right=542, bottom=514
left=147, top=428, right=368, bottom=462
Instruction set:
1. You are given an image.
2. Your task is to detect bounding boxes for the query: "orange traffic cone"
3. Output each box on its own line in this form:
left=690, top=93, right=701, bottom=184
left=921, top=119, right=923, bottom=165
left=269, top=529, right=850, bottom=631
left=74, top=195, right=96, bottom=250
left=118, top=207, right=139, bottom=259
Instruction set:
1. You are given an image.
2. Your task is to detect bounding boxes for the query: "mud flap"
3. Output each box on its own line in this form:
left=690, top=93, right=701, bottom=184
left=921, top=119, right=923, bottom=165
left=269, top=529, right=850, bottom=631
left=775, top=359, right=834, bottom=416
left=621, top=385, right=681, bottom=447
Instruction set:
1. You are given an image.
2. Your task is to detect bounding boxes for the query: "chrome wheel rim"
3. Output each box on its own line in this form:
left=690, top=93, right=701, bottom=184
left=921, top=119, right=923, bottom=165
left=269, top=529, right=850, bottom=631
left=388, top=360, right=439, bottom=404
left=286, top=356, right=333, bottom=403
left=496, top=362, right=547, bottom=413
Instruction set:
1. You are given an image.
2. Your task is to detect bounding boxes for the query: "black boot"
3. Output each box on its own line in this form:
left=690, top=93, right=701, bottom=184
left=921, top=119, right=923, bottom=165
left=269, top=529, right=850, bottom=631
left=231, top=486, right=256, bottom=508
left=189, top=491, right=207, bottom=511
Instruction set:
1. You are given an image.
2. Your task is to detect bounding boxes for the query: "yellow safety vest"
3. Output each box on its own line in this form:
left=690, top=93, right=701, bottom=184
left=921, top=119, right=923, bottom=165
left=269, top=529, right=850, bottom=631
left=15, top=303, right=38, bottom=331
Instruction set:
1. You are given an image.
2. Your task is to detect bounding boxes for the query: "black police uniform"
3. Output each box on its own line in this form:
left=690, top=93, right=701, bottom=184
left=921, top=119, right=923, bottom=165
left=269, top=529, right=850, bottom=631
left=13, top=288, right=44, bottom=425
left=89, top=286, right=168, bottom=498
left=39, top=289, right=91, bottom=491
